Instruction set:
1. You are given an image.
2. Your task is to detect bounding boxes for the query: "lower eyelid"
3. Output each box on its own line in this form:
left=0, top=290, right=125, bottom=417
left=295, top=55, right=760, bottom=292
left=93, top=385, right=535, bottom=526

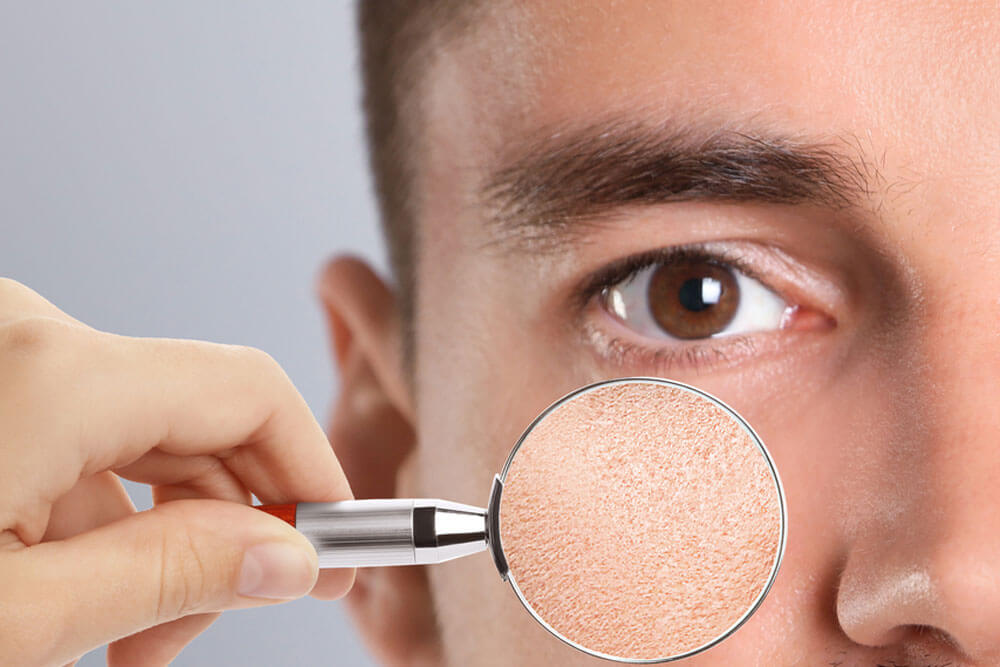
left=582, top=315, right=837, bottom=376
left=581, top=312, right=763, bottom=374
left=580, top=285, right=835, bottom=373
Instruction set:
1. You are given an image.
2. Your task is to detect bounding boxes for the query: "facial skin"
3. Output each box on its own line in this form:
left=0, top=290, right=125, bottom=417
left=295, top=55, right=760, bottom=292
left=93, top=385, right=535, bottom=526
left=321, top=2, right=1000, bottom=665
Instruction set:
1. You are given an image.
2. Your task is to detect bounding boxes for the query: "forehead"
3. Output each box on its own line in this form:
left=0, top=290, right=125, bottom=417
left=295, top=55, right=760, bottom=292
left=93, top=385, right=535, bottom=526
left=418, top=0, right=998, bottom=187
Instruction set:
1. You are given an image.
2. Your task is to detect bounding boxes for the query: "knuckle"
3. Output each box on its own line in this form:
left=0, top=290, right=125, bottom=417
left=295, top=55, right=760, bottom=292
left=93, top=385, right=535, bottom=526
left=155, top=521, right=213, bottom=621
left=0, top=316, right=65, bottom=354
left=0, top=317, right=82, bottom=383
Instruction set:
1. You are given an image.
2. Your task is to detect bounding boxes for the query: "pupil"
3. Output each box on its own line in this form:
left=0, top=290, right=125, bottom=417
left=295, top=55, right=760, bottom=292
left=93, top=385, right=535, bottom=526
left=678, top=277, right=722, bottom=312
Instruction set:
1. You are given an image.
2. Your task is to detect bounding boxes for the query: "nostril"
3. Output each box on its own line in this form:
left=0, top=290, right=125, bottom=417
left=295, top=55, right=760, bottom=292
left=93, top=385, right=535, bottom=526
left=910, top=624, right=962, bottom=652
left=892, top=625, right=972, bottom=665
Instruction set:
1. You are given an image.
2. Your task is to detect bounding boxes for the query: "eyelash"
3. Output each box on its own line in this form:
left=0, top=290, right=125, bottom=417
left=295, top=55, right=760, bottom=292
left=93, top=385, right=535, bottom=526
left=576, top=245, right=785, bottom=373
left=577, top=246, right=767, bottom=303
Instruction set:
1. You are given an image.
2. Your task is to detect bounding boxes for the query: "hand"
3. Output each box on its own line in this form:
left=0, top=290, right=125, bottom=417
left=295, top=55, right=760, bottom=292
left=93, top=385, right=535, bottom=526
left=0, top=279, right=355, bottom=666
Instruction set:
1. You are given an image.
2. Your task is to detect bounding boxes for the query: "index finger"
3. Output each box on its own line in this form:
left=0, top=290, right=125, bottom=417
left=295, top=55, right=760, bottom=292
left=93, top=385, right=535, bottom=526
left=0, top=321, right=351, bottom=540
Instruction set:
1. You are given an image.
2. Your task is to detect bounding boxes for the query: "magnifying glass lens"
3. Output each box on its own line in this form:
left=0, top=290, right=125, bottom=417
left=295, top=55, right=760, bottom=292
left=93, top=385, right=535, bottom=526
left=497, top=379, right=785, bottom=663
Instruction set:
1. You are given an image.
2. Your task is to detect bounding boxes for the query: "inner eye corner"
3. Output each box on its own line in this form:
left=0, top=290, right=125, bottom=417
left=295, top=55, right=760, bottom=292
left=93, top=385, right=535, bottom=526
left=781, top=304, right=838, bottom=332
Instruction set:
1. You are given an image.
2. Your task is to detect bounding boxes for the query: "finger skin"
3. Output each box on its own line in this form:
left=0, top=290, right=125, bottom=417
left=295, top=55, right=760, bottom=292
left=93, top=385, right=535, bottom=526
left=0, top=499, right=329, bottom=666
left=44, top=474, right=227, bottom=666
left=0, top=319, right=351, bottom=547
left=44, top=475, right=224, bottom=666
left=43, top=472, right=136, bottom=542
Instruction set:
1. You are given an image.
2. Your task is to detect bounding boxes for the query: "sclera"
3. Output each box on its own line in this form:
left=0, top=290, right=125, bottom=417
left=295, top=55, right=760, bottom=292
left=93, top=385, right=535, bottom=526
left=487, top=377, right=786, bottom=663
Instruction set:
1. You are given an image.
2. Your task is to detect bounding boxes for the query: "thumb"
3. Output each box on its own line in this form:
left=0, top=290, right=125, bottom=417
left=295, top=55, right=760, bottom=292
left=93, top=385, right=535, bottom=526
left=2, top=499, right=321, bottom=666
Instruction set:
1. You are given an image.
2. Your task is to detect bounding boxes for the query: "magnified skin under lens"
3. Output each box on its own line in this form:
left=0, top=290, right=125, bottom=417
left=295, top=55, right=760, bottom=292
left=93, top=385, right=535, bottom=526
left=496, top=379, right=785, bottom=662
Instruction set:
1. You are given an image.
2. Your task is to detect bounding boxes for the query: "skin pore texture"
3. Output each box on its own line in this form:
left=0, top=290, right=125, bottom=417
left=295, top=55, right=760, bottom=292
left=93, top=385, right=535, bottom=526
left=499, top=380, right=782, bottom=661
left=329, top=2, right=1000, bottom=666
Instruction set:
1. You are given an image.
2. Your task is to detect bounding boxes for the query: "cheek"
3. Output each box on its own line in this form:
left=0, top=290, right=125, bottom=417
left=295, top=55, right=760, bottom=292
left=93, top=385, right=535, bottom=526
left=413, top=253, right=621, bottom=663
left=412, top=359, right=592, bottom=663
left=413, top=241, right=605, bottom=500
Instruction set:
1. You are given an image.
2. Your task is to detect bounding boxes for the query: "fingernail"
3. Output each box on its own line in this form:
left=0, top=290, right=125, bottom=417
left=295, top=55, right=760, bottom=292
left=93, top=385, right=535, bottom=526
left=238, top=542, right=315, bottom=599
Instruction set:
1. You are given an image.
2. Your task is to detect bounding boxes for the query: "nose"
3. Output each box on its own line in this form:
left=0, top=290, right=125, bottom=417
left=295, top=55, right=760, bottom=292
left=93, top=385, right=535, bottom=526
left=837, top=525, right=1000, bottom=660
left=835, top=304, right=1000, bottom=662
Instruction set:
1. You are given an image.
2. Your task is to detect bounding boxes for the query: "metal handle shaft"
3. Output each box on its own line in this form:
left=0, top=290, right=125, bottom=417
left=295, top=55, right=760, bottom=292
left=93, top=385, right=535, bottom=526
left=257, top=499, right=487, bottom=568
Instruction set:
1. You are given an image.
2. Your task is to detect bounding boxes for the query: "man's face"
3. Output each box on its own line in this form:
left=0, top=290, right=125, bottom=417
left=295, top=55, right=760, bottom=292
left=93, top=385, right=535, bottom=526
left=405, top=2, right=1000, bottom=664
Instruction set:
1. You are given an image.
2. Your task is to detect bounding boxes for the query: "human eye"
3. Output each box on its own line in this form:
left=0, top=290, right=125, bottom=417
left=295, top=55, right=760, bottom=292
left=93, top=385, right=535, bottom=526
left=601, top=249, right=787, bottom=340
left=576, top=243, right=836, bottom=372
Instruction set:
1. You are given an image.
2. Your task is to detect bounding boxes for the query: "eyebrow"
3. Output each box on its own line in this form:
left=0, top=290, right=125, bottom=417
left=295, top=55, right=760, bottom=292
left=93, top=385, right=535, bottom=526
left=480, top=120, right=879, bottom=250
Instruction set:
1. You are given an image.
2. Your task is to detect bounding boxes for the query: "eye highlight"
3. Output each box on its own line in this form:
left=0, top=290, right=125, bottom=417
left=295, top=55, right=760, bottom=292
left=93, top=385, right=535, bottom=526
left=599, top=251, right=790, bottom=341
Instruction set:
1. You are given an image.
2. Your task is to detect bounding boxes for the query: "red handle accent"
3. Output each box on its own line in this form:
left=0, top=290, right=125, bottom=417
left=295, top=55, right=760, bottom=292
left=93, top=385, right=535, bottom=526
left=256, top=503, right=297, bottom=527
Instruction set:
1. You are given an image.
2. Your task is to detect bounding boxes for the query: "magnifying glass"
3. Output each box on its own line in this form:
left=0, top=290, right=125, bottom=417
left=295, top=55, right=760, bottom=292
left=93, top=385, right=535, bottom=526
left=258, top=377, right=786, bottom=663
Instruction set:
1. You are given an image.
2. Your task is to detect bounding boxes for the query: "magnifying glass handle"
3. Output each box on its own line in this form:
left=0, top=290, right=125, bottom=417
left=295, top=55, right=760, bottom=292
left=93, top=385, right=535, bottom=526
left=256, top=499, right=487, bottom=568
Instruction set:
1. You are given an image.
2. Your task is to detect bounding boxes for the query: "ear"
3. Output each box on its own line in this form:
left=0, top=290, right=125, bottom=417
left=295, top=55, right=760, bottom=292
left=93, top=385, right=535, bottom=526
left=315, top=256, right=441, bottom=667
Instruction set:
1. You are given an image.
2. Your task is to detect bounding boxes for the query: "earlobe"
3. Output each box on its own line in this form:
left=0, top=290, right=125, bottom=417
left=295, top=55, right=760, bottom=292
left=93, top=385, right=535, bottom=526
left=316, top=256, right=442, bottom=666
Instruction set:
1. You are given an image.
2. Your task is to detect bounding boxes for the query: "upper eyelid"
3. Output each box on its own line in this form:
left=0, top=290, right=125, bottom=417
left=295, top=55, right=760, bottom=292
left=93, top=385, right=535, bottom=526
left=575, top=244, right=769, bottom=309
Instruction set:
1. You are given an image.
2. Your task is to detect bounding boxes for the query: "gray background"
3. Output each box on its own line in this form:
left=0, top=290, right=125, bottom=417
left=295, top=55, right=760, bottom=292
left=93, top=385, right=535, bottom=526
left=1, top=2, right=380, bottom=665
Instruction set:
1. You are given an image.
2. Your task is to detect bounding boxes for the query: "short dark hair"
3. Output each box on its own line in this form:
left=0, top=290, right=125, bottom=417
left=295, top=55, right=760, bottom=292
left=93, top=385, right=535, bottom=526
left=357, top=1, right=478, bottom=331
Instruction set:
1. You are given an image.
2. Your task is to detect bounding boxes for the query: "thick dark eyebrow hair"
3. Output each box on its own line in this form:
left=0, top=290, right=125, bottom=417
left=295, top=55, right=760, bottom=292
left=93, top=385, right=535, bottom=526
left=480, top=120, right=879, bottom=250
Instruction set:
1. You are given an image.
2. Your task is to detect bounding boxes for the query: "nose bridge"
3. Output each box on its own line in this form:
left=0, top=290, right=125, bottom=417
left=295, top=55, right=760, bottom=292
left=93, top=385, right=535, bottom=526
left=836, top=265, right=1000, bottom=658
left=919, top=281, right=1000, bottom=635
left=918, top=263, right=1000, bottom=508
left=878, top=255, right=1000, bottom=525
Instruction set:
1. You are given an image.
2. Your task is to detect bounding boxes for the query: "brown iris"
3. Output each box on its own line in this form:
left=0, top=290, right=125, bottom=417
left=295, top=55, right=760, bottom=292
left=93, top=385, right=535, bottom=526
left=647, top=259, right=740, bottom=339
